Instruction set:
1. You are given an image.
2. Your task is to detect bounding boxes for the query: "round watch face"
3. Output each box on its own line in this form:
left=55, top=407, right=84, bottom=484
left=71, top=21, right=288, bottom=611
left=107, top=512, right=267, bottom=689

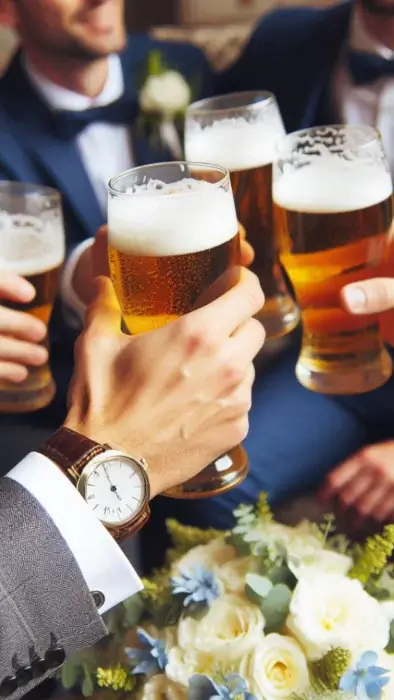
left=80, top=455, right=146, bottom=527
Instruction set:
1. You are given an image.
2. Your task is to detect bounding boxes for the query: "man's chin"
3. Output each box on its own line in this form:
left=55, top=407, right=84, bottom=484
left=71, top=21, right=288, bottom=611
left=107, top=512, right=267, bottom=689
left=359, top=0, right=394, bottom=15
left=70, top=33, right=127, bottom=61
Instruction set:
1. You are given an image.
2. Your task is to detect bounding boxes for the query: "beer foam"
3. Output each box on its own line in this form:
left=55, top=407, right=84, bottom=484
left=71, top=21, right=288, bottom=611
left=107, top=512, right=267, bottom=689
left=273, top=158, right=393, bottom=213
left=108, top=178, right=238, bottom=256
left=0, top=213, right=65, bottom=275
left=185, top=116, right=286, bottom=171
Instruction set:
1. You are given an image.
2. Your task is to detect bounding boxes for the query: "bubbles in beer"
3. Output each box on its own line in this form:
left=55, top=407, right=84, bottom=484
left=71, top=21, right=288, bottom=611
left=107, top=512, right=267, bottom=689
left=108, top=177, right=238, bottom=257
left=185, top=116, right=285, bottom=171
left=0, top=212, right=65, bottom=276
left=273, top=158, right=393, bottom=213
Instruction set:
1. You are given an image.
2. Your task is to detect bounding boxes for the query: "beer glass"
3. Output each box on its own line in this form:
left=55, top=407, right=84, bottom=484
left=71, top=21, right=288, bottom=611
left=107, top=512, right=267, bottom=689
left=108, top=162, right=249, bottom=498
left=185, top=91, right=300, bottom=340
left=273, top=125, right=393, bottom=395
left=0, top=182, right=65, bottom=412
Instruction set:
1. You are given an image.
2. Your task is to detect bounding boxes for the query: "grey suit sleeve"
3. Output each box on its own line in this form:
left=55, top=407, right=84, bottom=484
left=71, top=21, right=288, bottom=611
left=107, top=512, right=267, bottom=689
left=0, top=477, right=107, bottom=699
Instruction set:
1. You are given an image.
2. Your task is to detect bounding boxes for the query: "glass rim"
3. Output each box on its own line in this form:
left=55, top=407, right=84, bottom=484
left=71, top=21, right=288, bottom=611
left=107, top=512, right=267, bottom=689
left=186, top=90, right=276, bottom=117
left=0, top=181, right=61, bottom=201
left=275, top=124, right=382, bottom=157
left=108, top=161, right=231, bottom=198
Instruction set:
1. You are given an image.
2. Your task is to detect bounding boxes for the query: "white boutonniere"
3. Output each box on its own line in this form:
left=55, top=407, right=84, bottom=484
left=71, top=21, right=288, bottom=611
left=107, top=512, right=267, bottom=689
left=138, top=51, right=192, bottom=159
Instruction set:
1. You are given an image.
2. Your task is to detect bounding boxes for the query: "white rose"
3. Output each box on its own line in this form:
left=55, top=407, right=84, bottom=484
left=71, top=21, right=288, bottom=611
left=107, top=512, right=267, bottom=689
left=381, top=601, right=394, bottom=625
left=379, top=652, right=394, bottom=700
left=287, top=573, right=389, bottom=661
left=166, top=646, right=215, bottom=687
left=140, top=674, right=187, bottom=700
left=288, top=548, right=352, bottom=580
left=177, top=593, right=265, bottom=664
left=218, top=556, right=255, bottom=594
left=140, top=70, right=191, bottom=115
left=172, top=539, right=236, bottom=577
left=241, top=634, right=310, bottom=700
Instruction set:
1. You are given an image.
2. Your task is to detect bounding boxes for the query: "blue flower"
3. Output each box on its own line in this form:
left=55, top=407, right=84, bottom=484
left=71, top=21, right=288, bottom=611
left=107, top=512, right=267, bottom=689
left=188, top=673, right=257, bottom=700
left=171, top=566, right=221, bottom=608
left=339, top=651, right=390, bottom=700
left=125, top=628, right=168, bottom=677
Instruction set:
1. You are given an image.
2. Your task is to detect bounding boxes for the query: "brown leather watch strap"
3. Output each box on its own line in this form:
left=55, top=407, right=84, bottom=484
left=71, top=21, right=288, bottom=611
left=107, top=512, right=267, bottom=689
left=39, top=427, right=106, bottom=483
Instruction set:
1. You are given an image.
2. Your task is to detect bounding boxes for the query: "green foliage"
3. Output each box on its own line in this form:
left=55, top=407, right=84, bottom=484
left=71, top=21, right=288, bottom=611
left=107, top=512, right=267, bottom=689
left=245, top=573, right=273, bottom=604
left=82, top=663, right=95, bottom=697
left=291, top=691, right=351, bottom=700
left=59, top=653, right=98, bottom=696
left=147, top=50, right=166, bottom=77
left=96, top=664, right=136, bottom=692
left=350, top=525, right=394, bottom=585
left=260, top=583, right=292, bottom=633
left=166, top=518, right=226, bottom=556
left=255, top=493, right=273, bottom=523
left=317, top=515, right=337, bottom=546
left=310, top=649, right=351, bottom=691
left=386, top=620, right=394, bottom=654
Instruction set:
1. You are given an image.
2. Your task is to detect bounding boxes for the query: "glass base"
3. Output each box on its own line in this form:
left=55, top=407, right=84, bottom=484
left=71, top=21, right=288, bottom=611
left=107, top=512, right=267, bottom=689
left=296, top=348, right=393, bottom=395
left=255, top=295, right=300, bottom=342
left=0, top=368, right=56, bottom=414
left=164, top=445, right=249, bottom=499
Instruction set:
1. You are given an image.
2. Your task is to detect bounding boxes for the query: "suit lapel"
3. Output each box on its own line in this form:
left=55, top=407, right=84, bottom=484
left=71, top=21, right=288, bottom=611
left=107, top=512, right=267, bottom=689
left=1, top=54, right=104, bottom=240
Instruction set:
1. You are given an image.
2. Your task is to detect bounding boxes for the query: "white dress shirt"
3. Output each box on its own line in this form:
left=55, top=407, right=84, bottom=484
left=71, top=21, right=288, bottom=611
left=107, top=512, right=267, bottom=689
left=7, top=451, right=142, bottom=614
left=25, top=55, right=135, bottom=325
left=334, top=7, right=394, bottom=178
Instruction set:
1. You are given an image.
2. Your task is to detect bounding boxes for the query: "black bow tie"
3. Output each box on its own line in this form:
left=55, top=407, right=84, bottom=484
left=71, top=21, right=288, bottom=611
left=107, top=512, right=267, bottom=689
left=348, top=50, right=394, bottom=86
left=53, top=93, right=139, bottom=139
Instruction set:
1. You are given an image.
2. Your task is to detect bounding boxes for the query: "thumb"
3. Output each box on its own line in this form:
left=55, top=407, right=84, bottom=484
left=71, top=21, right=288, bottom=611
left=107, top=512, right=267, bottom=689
left=84, top=276, right=122, bottom=332
left=341, top=278, right=394, bottom=315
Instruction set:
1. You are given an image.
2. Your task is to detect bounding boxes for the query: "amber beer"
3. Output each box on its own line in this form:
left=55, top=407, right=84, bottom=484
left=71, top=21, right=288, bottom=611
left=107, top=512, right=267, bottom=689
left=108, top=162, right=249, bottom=500
left=274, top=150, right=393, bottom=395
left=108, top=175, right=241, bottom=335
left=185, top=92, right=300, bottom=340
left=0, top=210, right=64, bottom=412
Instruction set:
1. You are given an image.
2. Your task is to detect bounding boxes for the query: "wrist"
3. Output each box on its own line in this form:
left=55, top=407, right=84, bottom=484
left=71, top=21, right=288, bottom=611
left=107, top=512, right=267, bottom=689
left=62, top=418, right=161, bottom=500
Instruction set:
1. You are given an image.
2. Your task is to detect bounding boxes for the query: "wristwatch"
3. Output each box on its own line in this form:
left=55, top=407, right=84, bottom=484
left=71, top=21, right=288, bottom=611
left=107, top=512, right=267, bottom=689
left=38, top=427, right=150, bottom=541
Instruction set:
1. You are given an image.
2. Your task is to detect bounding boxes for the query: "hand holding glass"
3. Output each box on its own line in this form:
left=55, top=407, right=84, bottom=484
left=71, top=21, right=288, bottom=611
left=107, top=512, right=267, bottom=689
left=107, top=162, right=249, bottom=498
left=273, top=125, right=393, bottom=395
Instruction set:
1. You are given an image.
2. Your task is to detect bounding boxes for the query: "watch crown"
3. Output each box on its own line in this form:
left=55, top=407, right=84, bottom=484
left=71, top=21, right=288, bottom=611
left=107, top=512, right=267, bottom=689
left=140, top=457, right=148, bottom=471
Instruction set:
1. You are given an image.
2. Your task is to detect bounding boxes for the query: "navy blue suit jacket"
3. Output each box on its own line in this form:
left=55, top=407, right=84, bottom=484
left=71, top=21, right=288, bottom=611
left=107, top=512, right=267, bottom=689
left=218, top=0, right=352, bottom=131
left=0, top=36, right=213, bottom=251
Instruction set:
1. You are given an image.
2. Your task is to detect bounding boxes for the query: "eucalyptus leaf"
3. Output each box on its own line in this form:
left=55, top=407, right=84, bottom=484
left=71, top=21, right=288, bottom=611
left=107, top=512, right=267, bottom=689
left=245, top=573, right=273, bottom=598
left=123, top=593, right=145, bottom=627
left=260, top=584, right=292, bottom=633
left=81, top=674, right=95, bottom=697
left=60, top=661, right=79, bottom=689
left=386, top=620, right=394, bottom=654
left=268, top=563, right=298, bottom=590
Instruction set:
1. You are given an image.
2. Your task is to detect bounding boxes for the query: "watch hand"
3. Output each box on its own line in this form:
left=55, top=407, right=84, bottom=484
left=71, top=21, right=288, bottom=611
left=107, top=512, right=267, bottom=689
left=103, top=465, right=113, bottom=487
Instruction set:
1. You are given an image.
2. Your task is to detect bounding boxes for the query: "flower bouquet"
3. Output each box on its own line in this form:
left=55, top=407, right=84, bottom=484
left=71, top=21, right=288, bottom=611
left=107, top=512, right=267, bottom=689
left=61, top=495, right=394, bottom=700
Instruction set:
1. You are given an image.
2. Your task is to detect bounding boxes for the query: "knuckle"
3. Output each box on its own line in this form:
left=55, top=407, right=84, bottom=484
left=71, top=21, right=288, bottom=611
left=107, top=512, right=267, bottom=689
left=220, top=360, right=244, bottom=386
left=179, top=316, right=216, bottom=354
left=233, top=416, right=250, bottom=442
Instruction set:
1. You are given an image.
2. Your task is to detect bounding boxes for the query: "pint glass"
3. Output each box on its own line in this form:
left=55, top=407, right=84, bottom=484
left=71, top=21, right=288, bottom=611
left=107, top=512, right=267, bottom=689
left=0, top=182, right=65, bottom=412
left=108, top=162, right=249, bottom=498
left=185, top=92, right=300, bottom=340
left=273, top=125, right=393, bottom=395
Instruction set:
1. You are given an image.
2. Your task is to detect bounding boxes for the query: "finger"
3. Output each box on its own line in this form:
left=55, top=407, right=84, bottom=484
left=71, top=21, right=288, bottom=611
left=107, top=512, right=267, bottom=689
left=240, top=239, right=255, bottom=267
left=0, top=336, right=48, bottom=366
left=0, top=306, right=46, bottom=341
left=0, top=361, right=29, bottom=383
left=354, top=481, right=391, bottom=521
left=230, top=317, right=266, bottom=365
left=335, top=471, right=375, bottom=511
left=84, top=276, right=121, bottom=332
left=341, top=278, right=394, bottom=315
left=320, top=453, right=364, bottom=502
left=188, top=268, right=264, bottom=339
left=374, top=485, right=394, bottom=523
left=92, top=225, right=110, bottom=277
left=0, top=271, right=36, bottom=303
left=238, top=223, right=246, bottom=240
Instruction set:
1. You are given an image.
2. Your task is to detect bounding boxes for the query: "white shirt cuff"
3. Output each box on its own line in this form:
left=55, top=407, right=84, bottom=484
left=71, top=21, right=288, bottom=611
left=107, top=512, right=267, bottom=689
left=7, top=452, right=143, bottom=614
left=60, top=238, right=94, bottom=329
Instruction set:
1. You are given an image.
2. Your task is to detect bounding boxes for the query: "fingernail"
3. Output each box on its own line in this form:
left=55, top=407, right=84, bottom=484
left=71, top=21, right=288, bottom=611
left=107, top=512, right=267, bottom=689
left=17, top=279, right=36, bottom=302
left=343, top=286, right=367, bottom=313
